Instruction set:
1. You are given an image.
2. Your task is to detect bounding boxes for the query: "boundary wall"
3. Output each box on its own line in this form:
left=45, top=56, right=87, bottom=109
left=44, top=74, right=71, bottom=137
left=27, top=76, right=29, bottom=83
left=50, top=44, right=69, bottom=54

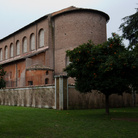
left=0, top=76, right=137, bottom=109
left=0, top=86, right=55, bottom=109
left=68, top=86, right=137, bottom=109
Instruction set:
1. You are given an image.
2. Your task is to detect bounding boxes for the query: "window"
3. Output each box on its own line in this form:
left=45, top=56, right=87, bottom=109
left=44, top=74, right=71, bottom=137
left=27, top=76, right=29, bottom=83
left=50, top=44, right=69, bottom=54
left=39, top=29, right=44, bottom=47
left=5, top=46, right=8, bottom=59
left=16, top=40, right=20, bottom=55
left=30, top=33, right=35, bottom=50
left=66, top=56, right=72, bottom=66
left=10, top=43, right=13, bottom=57
left=46, top=71, right=48, bottom=75
left=23, top=37, right=27, bottom=53
left=0, top=48, right=2, bottom=61
left=9, top=71, right=12, bottom=79
left=28, top=81, right=33, bottom=85
left=45, top=78, right=49, bottom=84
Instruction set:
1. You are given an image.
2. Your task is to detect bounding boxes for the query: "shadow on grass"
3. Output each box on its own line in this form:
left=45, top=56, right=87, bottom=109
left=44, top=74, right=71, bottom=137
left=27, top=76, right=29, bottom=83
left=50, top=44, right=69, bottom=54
left=70, top=107, right=138, bottom=122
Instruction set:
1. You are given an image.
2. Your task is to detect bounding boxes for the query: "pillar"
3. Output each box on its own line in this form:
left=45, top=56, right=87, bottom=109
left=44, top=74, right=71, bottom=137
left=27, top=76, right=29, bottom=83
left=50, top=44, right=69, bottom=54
left=55, top=75, right=68, bottom=110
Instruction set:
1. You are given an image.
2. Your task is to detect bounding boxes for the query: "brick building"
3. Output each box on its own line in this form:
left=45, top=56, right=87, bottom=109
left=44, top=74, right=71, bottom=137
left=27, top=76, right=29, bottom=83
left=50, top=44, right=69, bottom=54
left=0, top=6, right=109, bottom=88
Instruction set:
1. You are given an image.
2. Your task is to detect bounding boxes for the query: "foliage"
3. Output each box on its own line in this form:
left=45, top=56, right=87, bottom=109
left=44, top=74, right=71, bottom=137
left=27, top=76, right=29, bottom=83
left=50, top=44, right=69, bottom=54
left=0, top=65, right=6, bottom=88
left=119, top=8, right=138, bottom=103
left=64, top=33, right=138, bottom=114
left=119, top=8, right=138, bottom=49
left=0, top=106, right=138, bottom=137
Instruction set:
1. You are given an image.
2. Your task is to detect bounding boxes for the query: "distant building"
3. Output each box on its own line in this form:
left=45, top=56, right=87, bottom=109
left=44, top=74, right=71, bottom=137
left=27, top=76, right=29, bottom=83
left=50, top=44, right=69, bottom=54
left=0, top=6, right=109, bottom=88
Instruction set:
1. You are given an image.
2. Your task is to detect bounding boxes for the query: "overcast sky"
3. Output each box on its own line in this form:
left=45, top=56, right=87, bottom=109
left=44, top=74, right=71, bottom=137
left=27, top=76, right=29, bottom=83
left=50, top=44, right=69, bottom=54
left=0, top=0, right=137, bottom=45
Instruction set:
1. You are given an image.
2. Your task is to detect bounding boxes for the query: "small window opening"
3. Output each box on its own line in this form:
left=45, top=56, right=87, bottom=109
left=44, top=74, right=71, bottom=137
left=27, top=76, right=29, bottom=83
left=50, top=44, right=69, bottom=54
left=9, top=72, right=12, bottom=79
left=45, top=78, right=49, bottom=84
left=28, top=81, right=33, bottom=85
left=46, top=71, right=48, bottom=75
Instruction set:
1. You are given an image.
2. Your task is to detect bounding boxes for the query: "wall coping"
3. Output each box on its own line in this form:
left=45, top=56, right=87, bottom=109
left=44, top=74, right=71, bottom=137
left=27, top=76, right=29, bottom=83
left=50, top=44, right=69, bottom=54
left=54, top=75, right=68, bottom=78
left=0, top=85, right=55, bottom=91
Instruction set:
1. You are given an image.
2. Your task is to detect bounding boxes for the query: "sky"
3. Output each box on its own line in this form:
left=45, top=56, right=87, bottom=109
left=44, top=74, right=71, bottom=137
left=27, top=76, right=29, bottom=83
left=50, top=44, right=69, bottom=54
left=0, top=0, right=137, bottom=45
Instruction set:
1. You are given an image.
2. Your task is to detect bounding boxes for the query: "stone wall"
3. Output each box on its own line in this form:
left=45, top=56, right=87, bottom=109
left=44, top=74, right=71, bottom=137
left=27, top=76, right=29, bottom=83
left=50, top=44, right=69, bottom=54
left=0, top=84, right=137, bottom=110
left=0, top=86, right=55, bottom=109
left=68, top=86, right=138, bottom=109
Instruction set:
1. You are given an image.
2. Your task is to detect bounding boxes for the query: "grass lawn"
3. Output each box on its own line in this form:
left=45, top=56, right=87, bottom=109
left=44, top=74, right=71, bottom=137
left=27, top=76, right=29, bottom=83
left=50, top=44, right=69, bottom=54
left=0, top=106, right=138, bottom=138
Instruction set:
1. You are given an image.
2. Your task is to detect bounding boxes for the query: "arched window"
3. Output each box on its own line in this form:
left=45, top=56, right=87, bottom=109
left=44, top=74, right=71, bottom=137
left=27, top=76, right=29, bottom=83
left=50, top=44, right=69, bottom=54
left=45, top=78, right=49, bottom=84
left=5, top=46, right=8, bottom=59
left=16, top=40, right=20, bottom=55
left=39, top=29, right=44, bottom=47
left=10, top=43, right=13, bottom=57
left=22, top=37, right=27, bottom=53
left=66, top=55, right=72, bottom=66
left=30, top=33, right=35, bottom=50
left=0, top=48, right=2, bottom=61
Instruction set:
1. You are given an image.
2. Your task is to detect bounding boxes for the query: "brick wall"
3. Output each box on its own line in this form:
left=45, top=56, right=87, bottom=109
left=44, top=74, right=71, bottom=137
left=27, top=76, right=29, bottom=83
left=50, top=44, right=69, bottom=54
left=26, top=70, right=54, bottom=86
left=3, top=60, right=26, bottom=87
left=54, top=11, right=107, bottom=75
left=0, top=7, right=109, bottom=87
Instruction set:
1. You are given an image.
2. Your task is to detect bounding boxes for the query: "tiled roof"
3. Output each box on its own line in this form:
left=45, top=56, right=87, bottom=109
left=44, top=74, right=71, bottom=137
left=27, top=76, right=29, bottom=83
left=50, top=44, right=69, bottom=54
left=51, top=6, right=109, bottom=21
left=52, top=6, right=77, bottom=16
left=0, top=6, right=109, bottom=41
left=0, top=46, right=48, bottom=65
left=26, top=64, right=54, bottom=71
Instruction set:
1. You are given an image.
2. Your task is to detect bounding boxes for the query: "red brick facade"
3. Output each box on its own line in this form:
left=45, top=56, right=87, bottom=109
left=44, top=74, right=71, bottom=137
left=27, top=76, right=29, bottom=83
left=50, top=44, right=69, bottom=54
left=0, top=6, right=109, bottom=88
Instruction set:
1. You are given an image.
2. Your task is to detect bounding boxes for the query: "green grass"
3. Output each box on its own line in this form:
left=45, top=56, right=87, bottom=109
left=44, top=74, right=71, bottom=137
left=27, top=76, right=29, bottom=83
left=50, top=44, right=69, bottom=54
left=0, top=106, right=138, bottom=138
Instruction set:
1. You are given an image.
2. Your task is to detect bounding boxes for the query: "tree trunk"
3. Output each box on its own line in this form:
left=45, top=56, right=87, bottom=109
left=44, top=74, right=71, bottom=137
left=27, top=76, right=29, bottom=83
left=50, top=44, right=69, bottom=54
left=131, top=86, right=136, bottom=107
left=105, top=94, right=109, bottom=114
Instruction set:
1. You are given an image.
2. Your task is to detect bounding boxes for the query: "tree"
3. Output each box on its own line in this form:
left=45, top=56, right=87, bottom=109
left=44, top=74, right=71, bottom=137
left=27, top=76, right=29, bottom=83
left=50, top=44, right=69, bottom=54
left=0, top=65, right=6, bottom=88
left=120, top=8, right=138, bottom=104
left=119, top=8, right=138, bottom=49
left=64, top=33, right=138, bottom=114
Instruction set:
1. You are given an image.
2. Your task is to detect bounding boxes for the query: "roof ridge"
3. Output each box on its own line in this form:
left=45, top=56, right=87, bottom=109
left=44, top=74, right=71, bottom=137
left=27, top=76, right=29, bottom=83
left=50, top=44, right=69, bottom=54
left=52, top=6, right=77, bottom=16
